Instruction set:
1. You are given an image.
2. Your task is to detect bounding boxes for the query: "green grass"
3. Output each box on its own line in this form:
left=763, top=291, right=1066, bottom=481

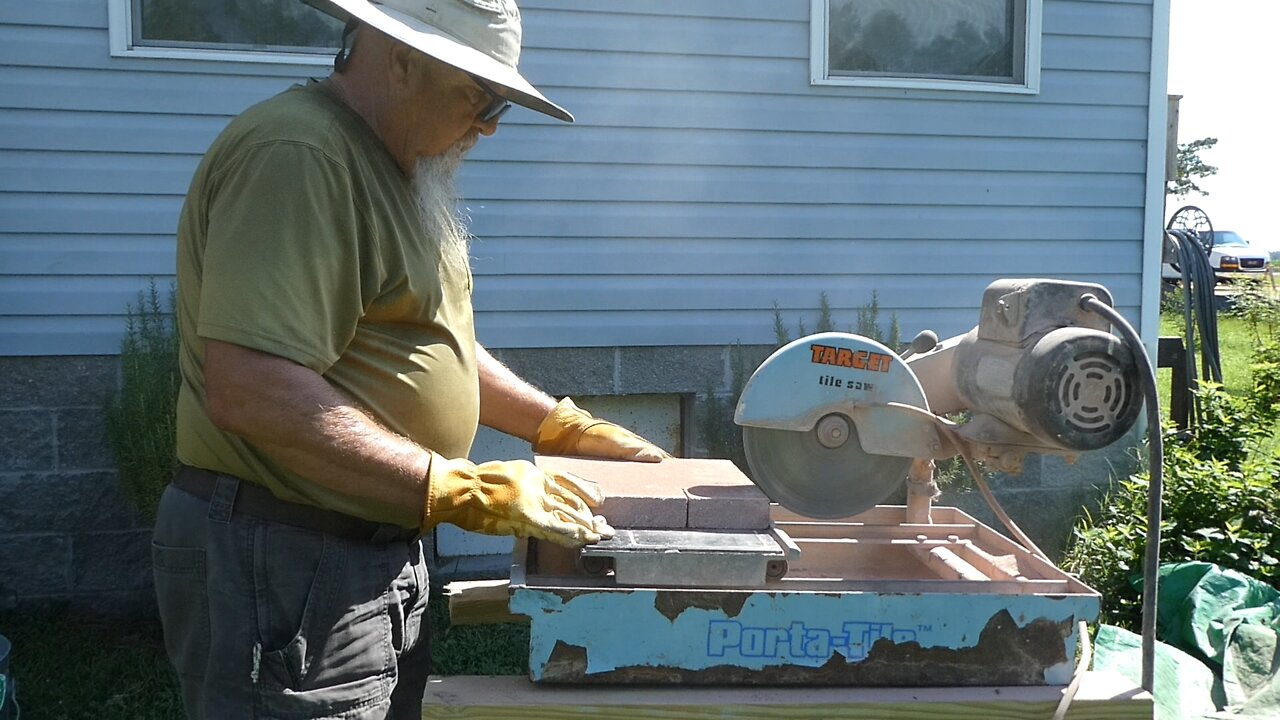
left=426, top=592, right=529, bottom=676
left=1158, top=300, right=1280, bottom=454
left=0, top=591, right=526, bottom=718
left=1156, top=313, right=1256, bottom=421
left=0, top=605, right=182, bottom=720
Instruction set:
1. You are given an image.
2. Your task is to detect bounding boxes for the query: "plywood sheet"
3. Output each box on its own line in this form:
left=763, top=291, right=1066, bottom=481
left=422, top=673, right=1153, bottom=719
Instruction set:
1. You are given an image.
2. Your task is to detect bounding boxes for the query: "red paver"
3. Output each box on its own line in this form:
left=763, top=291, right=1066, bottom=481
left=534, top=456, right=769, bottom=530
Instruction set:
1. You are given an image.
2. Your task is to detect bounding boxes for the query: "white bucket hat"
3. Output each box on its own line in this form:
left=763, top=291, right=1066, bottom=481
left=311, top=0, right=572, bottom=122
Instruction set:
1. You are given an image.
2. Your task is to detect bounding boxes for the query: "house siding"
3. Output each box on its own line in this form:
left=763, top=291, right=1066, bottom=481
left=0, top=0, right=1163, bottom=610
left=2, top=0, right=1156, bottom=356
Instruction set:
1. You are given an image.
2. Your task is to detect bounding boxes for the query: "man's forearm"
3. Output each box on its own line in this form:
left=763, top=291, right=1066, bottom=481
left=476, top=343, right=555, bottom=442
left=204, top=339, right=431, bottom=511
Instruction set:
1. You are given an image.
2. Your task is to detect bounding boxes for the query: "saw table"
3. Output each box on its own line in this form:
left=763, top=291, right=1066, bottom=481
left=510, top=500, right=1100, bottom=686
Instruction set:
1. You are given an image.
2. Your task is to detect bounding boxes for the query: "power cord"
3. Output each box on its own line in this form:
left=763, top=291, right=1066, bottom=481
left=1052, top=621, right=1093, bottom=720
left=1079, top=294, right=1163, bottom=694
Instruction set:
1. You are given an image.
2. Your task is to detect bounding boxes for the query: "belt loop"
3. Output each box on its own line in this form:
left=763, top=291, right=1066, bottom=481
left=208, top=474, right=240, bottom=524
left=370, top=525, right=405, bottom=544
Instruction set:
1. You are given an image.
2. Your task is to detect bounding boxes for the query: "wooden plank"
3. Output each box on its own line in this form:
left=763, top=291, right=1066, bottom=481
left=914, top=546, right=991, bottom=582
left=953, top=541, right=1025, bottom=581
left=1158, top=336, right=1189, bottom=430
left=420, top=673, right=1153, bottom=719
left=972, top=523, right=1098, bottom=593
left=775, top=521, right=978, bottom=541
left=444, top=579, right=527, bottom=626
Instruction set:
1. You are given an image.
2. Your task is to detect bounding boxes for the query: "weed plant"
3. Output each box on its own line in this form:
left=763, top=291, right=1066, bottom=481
left=104, top=281, right=180, bottom=521
left=1229, top=277, right=1280, bottom=345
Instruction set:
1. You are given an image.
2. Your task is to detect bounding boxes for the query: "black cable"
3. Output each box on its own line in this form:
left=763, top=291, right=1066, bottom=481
left=1165, top=229, right=1223, bottom=426
left=1080, top=295, right=1163, bottom=693
left=1181, top=231, right=1223, bottom=384
left=1172, top=230, right=1202, bottom=421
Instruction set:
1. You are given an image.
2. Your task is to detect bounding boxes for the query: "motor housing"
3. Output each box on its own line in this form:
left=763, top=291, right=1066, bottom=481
left=952, top=279, right=1141, bottom=451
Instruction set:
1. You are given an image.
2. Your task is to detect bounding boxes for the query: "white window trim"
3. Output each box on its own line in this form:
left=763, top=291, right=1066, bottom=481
left=809, top=0, right=1042, bottom=94
left=107, top=0, right=334, bottom=66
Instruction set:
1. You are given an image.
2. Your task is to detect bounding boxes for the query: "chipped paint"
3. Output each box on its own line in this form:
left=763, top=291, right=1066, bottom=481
left=510, top=586, right=1098, bottom=685
left=653, top=590, right=749, bottom=622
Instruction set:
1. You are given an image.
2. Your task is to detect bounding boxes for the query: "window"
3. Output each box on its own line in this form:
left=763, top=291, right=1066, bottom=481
left=108, top=0, right=344, bottom=65
left=810, top=0, right=1042, bottom=93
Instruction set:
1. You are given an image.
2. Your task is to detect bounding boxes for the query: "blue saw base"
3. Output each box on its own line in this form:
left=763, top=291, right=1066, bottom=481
left=509, top=505, right=1099, bottom=686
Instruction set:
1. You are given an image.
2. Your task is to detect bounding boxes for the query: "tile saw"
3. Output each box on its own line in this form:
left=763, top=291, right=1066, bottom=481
left=508, top=278, right=1149, bottom=686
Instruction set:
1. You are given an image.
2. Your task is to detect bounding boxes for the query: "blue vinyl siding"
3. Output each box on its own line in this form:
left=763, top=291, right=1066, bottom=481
left=0, top=0, right=1157, bottom=355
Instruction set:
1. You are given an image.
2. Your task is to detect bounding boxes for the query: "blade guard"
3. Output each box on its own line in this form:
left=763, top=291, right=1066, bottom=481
left=735, top=332, right=946, bottom=459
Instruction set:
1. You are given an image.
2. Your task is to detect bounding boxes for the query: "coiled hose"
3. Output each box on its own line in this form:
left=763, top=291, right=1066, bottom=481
left=1165, top=229, right=1223, bottom=425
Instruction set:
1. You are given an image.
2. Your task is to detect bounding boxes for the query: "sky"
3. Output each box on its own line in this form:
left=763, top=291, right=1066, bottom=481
left=1167, top=1, right=1279, bottom=251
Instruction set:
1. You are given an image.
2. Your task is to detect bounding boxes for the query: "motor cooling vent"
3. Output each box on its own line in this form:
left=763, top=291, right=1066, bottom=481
left=1055, top=350, right=1136, bottom=434
left=1015, top=327, right=1142, bottom=450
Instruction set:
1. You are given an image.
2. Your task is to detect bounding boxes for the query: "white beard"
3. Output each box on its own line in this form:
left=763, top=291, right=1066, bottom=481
left=412, top=140, right=472, bottom=280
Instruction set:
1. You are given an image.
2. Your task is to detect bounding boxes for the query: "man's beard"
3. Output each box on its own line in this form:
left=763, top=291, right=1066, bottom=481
left=412, top=138, right=473, bottom=279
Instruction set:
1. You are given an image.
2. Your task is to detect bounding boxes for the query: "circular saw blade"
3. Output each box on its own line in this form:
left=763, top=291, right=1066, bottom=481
left=743, top=422, right=911, bottom=519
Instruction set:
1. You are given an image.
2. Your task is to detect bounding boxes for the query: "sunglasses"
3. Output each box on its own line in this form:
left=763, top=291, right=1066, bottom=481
left=468, top=74, right=512, bottom=123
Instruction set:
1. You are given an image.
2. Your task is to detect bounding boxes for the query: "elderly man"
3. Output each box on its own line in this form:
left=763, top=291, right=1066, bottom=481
left=151, top=0, right=669, bottom=717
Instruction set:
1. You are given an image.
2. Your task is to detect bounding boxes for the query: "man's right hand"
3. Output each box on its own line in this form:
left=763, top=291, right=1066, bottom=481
left=423, top=456, right=614, bottom=547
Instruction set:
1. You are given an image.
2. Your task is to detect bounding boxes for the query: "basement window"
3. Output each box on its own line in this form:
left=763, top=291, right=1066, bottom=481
left=810, top=0, right=1042, bottom=94
left=108, top=0, right=342, bottom=65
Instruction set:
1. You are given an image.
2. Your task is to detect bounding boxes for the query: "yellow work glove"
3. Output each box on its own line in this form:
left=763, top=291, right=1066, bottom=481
left=533, top=397, right=672, bottom=463
left=423, top=454, right=615, bottom=548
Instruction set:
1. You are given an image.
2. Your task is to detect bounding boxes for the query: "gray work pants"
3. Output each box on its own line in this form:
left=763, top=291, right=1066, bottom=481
left=152, top=480, right=432, bottom=719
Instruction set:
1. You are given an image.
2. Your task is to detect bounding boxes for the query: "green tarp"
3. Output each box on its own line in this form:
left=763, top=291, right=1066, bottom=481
left=1155, top=562, right=1280, bottom=716
left=1096, top=562, right=1280, bottom=718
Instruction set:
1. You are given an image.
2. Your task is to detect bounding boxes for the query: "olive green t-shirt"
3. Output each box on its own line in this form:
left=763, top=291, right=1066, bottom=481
left=174, top=82, right=478, bottom=529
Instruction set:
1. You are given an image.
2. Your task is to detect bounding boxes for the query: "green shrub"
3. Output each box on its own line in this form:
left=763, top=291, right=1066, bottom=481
left=1227, top=278, right=1280, bottom=345
left=104, top=281, right=180, bottom=521
left=772, top=291, right=901, bottom=349
left=1064, top=379, right=1280, bottom=631
left=700, top=343, right=751, bottom=472
left=1249, top=341, right=1280, bottom=429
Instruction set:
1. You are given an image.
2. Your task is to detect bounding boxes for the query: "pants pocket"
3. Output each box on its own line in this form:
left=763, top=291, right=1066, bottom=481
left=152, top=542, right=210, bottom=682
left=252, top=527, right=393, bottom=718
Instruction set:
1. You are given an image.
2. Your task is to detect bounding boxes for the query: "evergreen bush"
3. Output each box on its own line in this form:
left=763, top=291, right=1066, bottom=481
left=104, top=281, right=180, bottom=521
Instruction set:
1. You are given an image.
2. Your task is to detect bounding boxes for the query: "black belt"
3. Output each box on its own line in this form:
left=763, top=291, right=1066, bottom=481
left=172, top=466, right=419, bottom=543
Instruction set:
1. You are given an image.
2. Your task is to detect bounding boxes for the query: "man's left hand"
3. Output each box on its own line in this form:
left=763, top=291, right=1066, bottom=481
left=533, top=397, right=672, bottom=462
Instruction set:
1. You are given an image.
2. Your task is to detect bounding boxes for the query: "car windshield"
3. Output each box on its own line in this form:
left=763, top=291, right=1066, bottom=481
left=1204, top=231, right=1249, bottom=248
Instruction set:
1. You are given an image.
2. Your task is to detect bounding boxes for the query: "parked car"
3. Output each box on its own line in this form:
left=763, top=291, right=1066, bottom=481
left=1162, top=230, right=1270, bottom=282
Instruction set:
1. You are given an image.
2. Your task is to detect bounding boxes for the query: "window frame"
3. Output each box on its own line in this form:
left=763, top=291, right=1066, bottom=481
left=106, top=0, right=337, bottom=66
left=809, top=0, right=1043, bottom=94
